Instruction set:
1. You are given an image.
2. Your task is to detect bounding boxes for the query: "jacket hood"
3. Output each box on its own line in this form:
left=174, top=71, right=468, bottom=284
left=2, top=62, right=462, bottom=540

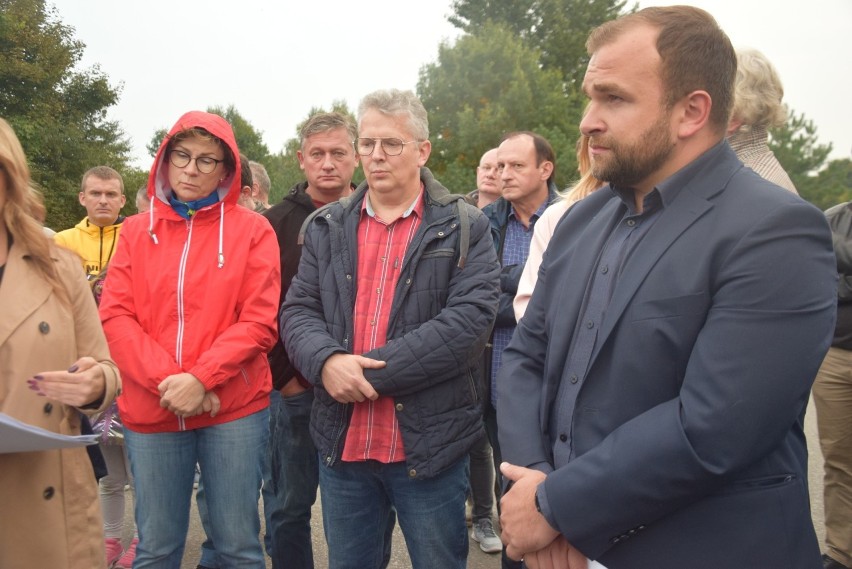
left=148, top=110, right=241, bottom=207
left=144, top=111, right=240, bottom=266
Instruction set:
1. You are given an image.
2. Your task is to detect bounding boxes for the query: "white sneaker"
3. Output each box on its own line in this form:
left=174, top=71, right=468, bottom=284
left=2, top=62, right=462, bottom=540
left=471, top=518, right=502, bottom=553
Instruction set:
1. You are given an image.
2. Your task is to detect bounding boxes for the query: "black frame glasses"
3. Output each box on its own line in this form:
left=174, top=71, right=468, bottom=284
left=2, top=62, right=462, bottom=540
left=356, top=137, right=418, bottom=157
left=169, top=149, right=224, bottom=174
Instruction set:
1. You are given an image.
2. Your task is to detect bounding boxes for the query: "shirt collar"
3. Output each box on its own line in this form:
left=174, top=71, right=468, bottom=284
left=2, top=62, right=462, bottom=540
left=362, top=182, right=425, bottom=221
left=508, top=197, right=550, bottom=223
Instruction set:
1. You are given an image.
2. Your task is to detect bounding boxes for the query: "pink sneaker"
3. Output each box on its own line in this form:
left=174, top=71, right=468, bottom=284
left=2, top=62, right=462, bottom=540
left=104, top=537, right=123, bottom=567
left=115, top=537, right=138, bottom=569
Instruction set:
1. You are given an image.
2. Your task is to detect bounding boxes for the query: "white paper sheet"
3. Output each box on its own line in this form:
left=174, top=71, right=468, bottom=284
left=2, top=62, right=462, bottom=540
left=0, top=412, right=97, bottom=453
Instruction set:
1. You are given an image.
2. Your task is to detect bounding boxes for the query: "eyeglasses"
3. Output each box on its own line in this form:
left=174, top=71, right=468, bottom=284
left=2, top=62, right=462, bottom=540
left=356, top=137, right=418, bottom=156
left=169, top=149, right=224, bottom=174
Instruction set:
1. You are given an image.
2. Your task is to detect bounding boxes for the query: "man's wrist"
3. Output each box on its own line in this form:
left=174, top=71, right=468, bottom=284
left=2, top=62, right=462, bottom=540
left=535, top=483, right=559, bottom=530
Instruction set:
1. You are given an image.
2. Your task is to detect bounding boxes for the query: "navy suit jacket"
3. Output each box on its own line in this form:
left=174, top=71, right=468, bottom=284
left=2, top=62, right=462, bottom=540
left=497, top=143, right=836, bottom=568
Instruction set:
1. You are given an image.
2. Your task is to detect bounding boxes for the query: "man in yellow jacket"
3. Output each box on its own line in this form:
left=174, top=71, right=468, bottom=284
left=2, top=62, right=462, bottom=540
left=54, top=166, right=126, bottom=280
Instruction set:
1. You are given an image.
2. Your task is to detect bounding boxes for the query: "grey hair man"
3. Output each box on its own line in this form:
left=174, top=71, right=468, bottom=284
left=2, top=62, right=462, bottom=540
left=250, top=160, right=272, bottom=212
left=281, top=89, right=500, bottom=569
left=135, top=186, right=150, bottom=213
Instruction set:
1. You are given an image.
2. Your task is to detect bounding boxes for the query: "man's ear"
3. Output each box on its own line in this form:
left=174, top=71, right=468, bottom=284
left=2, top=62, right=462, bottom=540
left=417, top=139, right=432, bottom=167
left=78, top=191, right=87, bottom=207
left=726, top=117, right=743, bottom=137
left=676, top=90, right=712, bottom=139
left=539, top=161, right=554, bottom=181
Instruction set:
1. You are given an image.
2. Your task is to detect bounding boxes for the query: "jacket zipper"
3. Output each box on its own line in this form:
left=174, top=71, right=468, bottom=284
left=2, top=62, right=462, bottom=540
left=175, top=219, right=194, bottom=430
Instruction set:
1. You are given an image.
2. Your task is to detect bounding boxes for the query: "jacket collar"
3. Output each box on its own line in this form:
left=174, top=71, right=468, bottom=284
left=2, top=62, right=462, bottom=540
left=0, top=240, right=55, bottom=348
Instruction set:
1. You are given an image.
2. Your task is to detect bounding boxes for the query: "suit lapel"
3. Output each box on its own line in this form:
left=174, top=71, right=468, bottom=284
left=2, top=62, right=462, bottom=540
left=590, top=148, right=740, bottom=364
left=0, top=242, right=52, bottom=348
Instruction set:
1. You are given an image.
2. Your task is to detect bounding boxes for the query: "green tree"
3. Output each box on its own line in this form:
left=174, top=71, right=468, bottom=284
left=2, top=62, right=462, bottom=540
left=1, top=0, right=133, bottom=230
left=448, top=0, right=628, bottom=90
left=208, top=105, right=271, bottom=163
left=417, top=23, right=582, bottom=194
left=769, top=110, right=833, bottom=198
left=799, top=159, right=852, bottom=212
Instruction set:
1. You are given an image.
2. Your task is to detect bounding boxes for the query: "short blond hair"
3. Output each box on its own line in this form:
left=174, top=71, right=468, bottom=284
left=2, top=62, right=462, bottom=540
left=731, top=48, right=787, bottom=130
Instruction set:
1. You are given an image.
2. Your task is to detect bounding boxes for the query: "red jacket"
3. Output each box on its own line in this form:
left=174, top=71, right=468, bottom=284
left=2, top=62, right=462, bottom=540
left=99, top=111, right=280, bottom=432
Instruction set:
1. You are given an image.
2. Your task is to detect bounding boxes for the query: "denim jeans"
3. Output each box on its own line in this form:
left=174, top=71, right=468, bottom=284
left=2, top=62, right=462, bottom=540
left=125, top=409, right=269, bottom=569
left=319, top=456, right=469, bottom=569
left=268, top=389, right=318, bottom=569
left=198, top=392, right=279, bottom=568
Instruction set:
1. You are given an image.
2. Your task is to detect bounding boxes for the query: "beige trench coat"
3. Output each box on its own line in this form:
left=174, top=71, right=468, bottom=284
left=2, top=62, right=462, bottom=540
left=0, top=240, right=120, bottom=569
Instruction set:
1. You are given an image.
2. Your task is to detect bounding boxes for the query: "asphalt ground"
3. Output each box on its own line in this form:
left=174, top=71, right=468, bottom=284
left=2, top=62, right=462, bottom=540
left=116, top=398, right=826, bottom=568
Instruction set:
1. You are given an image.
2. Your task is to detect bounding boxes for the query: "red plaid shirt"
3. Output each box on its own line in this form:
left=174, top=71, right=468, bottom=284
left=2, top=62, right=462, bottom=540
left=341, top=188, right=424, bottom=463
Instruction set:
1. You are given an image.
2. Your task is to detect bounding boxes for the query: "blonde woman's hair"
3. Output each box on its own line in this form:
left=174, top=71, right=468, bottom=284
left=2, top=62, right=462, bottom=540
left=0, top=117, right=68, bottom=304
left=731, top=48, right=788, bottom=130
left=560, top=125, right=605, bottom=205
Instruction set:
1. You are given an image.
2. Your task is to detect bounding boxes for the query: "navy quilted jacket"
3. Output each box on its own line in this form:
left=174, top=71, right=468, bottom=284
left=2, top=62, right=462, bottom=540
left=282, top=168, right=500, bottom=478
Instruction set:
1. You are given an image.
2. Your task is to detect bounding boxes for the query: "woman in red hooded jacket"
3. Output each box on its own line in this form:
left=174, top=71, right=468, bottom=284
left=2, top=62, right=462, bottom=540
left=99, top=111, right=280, bottom=568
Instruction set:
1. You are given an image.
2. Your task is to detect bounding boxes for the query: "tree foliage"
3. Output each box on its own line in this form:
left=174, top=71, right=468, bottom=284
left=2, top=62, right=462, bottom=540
left=1, top=0, right=136, bottom=230
left=800, top=159, right=852, bottom=212
left=418, top=23, right=583, bottom=194
left=769, top=110, right=833, bottom=195
left=448, top=0, right=628, bottom=91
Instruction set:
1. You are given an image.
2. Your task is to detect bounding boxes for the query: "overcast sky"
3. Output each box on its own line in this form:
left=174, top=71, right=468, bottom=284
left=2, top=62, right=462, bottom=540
left=50, top=0, right=851, bottom=170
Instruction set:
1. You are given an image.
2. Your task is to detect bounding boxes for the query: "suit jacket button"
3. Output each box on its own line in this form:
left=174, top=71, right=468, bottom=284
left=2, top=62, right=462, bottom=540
left=43, top=403, right=53, bottom=414
left=43, top=486, right=55, bottom=499
left=395, top=403, right=404, bottom=411
left=38, top=321, right=50, bottom=334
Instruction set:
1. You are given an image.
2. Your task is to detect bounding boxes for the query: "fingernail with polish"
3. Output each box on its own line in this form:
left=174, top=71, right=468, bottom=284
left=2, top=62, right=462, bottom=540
left=67, top=365, right=79, bottom=373
left=33, top=375, right=44, bottom=381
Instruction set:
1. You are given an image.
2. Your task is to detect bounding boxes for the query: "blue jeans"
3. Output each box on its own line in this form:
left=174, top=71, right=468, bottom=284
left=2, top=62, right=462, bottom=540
left=199, top=392, right=279, bottom=567
left=268, top=388, right=319, bottom=569
left=125, top=409, right=269, bottom=569
left=319, top=456, right=469, bottom=569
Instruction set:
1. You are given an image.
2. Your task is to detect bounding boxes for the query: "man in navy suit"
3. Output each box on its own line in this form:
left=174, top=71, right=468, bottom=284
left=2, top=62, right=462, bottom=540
left=496, top=6, right=837, bottom=569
